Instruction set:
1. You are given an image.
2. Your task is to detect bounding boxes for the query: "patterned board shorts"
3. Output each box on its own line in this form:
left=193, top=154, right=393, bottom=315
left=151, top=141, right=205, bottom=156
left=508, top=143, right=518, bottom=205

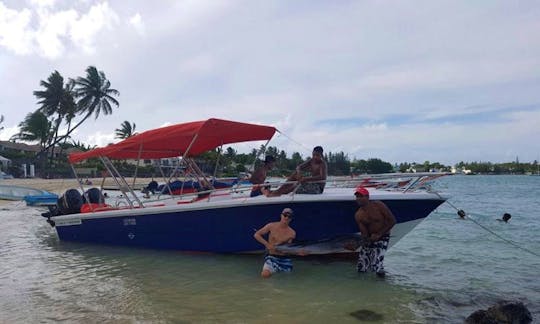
left=357, top=234, right=390, bottom=273
left=295, top=183, right=323, bottom=194
left=263, top=255, right=293, bottom=274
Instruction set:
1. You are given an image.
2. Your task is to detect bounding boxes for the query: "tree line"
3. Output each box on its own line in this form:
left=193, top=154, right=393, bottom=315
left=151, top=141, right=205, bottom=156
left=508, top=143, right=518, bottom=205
left=1, top=67, right=538, bottom=177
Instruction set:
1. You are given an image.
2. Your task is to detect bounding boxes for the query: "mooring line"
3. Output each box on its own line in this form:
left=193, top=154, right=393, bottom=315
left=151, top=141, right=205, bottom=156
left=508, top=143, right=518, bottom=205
left=274, top=130, right=312, bottom=154
left=440, top=195, right=540, bottom=258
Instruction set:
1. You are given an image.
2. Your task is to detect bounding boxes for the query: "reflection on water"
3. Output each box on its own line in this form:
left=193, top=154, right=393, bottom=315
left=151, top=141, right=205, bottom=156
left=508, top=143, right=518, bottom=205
left=1, top=175, right=539, bottom=322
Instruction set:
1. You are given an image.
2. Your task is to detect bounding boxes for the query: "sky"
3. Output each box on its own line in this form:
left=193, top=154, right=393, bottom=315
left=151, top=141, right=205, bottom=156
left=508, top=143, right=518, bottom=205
left=1, top=0, right=539, bottom=166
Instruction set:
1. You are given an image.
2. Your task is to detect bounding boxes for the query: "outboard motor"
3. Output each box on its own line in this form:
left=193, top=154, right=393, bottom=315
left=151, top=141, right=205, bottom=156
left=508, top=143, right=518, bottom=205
left=41, top=188, right=83, bottom=224
left=58, top=189, right=83, bottom=215
left=83, top=187, right=105, bottom=204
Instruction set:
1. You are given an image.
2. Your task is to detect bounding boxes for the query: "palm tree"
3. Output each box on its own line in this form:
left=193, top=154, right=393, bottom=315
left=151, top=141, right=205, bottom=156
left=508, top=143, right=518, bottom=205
left=115, top=120, right=136, bottom=139
left=70, top=140, right=96, bottom=151
left=10, top=111, right=52, bottom=149
left=33, top=71, right=77, bottom=160
left=38, top=66, right=120, bottom=153
left=72, top=65, right=120, bottom=125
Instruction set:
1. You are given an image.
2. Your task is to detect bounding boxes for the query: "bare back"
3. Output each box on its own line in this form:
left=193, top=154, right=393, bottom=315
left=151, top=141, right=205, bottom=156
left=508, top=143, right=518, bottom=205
left=249, top=166, right=267, bottom=184
left=355, top=201, right=396, bottom=238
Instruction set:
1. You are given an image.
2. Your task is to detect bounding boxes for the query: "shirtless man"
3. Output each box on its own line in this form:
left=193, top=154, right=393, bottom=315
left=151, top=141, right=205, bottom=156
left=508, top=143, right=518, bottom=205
left=253, top=208, right=296, bottom=278
left=268, top=146, right=327, bottom=196
left=249, top=155, right=275, bottom=197
left=354, top=186, right=396, bottom=277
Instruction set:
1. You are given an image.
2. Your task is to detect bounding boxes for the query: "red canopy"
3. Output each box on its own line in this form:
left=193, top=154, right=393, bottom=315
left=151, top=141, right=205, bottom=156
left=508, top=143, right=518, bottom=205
left=69, top=118, right=277, bottom=163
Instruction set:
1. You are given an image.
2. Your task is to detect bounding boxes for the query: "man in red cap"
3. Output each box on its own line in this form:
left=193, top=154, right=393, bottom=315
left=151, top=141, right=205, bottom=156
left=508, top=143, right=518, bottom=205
left=354, top=186, right=396, bottom=277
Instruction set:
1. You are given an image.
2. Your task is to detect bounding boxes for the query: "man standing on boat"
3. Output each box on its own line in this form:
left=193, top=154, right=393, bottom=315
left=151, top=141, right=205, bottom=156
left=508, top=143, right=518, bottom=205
left=354, top=186, right=396, bottom=278
left=267, top=146, right=327, bottom=196
left=249, top=155, right=276, bottom=197
left=253, top=208, right=296, bottom=278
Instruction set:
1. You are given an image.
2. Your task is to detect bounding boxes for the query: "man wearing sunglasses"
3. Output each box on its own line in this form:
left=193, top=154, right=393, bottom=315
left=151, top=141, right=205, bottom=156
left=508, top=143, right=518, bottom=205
left=253, top=208, right=296, bottom=278
left=354, top=186, right=396, bottom=278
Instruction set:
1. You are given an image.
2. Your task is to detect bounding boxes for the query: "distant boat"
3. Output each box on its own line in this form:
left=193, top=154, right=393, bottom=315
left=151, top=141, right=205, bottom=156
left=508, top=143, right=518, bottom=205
left=0, top=184, right=56, bottom=204
left=23, top=192, right=59, bottom=206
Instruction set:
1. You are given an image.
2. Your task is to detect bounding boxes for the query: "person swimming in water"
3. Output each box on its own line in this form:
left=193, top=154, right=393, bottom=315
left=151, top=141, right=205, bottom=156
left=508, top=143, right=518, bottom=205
left=498, top=213, right=512, bottom=223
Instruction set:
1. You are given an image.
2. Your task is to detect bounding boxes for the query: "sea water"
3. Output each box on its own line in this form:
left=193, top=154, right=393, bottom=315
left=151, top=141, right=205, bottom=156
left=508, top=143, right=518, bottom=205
left=1, top=175, right=539, bottom=323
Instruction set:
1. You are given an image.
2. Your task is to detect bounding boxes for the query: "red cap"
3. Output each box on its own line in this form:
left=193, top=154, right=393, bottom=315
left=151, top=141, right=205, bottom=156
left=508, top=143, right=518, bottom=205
left=354, top=186, right=369, bottom=197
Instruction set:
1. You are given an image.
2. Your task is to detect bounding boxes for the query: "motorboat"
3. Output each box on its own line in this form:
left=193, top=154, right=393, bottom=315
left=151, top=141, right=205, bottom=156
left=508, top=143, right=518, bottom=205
left=41, top=118, right=450, bottom=253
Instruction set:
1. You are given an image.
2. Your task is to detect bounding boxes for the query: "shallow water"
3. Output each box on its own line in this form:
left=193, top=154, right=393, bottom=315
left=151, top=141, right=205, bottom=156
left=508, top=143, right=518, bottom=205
left=1, top=175, right=539, bottom=323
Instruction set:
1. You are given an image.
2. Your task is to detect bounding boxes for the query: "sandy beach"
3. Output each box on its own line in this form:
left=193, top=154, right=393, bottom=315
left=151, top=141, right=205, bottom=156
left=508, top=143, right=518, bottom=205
left=0, top=177, right=152, bottom=205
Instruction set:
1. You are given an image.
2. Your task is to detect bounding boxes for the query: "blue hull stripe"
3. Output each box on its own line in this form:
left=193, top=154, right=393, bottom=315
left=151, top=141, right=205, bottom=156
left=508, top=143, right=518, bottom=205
left=55, top=199, right=445, bottom=252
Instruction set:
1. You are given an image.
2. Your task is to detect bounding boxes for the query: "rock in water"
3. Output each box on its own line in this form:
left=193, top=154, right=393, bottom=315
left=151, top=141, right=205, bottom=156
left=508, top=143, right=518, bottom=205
left=349, top=309, right=383, bottom=321
left=465, top=301, right=532, bottom=324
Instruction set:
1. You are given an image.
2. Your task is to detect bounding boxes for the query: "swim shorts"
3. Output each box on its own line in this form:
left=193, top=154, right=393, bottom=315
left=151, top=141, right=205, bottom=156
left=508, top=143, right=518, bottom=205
left=295, top=182, right=324, bottom=194
left=263, top=255, right=293, bottom=274
left=250, top=188, right=263, bottom=197
left=357, top=234, right=390, bottom=273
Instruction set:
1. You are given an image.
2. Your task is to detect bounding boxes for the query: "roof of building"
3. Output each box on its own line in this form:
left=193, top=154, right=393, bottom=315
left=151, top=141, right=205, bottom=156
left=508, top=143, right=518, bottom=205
left=0, top=140, right=41, bottom=152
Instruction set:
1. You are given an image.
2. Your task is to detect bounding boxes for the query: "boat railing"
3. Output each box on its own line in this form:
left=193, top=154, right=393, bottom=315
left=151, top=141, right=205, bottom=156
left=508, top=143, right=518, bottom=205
left=102, top=172, right=451, bottom=209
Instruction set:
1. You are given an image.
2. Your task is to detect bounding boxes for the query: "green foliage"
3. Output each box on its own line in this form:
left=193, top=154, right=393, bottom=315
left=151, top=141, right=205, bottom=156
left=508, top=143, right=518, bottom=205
left=351, top=158, right=393, bottom=174
left=7, top=66, right=120, bottom=175
left=456, top=161, right=537, bottom=174
left=326, top=151, right=351, bottom=175
left=26, top=66, right=120, bottom=157
left=115, top=120, right=136, bottom=139
left=73, top=66, right=120, bottom=119
left=11, top=111, right=51, bottom=147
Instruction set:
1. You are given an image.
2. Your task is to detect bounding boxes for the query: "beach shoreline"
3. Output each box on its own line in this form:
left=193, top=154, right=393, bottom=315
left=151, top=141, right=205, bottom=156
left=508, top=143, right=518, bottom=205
left=0, top=177, right=153, bottom=205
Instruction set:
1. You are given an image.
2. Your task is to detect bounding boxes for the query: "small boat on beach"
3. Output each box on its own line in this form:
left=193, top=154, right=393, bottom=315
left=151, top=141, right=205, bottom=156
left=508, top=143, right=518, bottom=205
left=0, top=184, right=57, bottom=204
left=23, top=192, right=59, bottom=206
left=40, top=118, right=450, bottom=254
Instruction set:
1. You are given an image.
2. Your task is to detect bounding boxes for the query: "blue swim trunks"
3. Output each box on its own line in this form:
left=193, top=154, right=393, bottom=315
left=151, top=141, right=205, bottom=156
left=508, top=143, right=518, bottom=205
left=263, top=254, right=293, bottom=274
left=250, top=188, right=263, bottom=197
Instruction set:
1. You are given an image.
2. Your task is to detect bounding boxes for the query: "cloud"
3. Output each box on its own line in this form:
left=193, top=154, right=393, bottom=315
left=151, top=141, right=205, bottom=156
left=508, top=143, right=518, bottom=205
left=68, top=2, right=120, bottom=55
left=0, top=125, right=20, bottom=141
left=29, top=0, right=56, bottom=8
left=0, top=3, right=34, bottom=54
left=0, top=1, right=120, bottom=58
left=1, top=1, right=540, bottom=165
left=86, top=130, right=115, bottom=148
left=128, top=13, right=144, bottom=36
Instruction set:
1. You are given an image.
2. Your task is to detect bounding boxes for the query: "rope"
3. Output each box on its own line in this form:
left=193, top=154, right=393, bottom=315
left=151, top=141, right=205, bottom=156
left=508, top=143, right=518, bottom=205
left=274, top=130, right=312, bottom=154
left=439, top=194, right=540, bottom=258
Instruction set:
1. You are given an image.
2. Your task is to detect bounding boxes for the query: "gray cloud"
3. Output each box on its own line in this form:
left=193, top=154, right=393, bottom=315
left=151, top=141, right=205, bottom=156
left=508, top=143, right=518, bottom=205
left=1, top=0, right=540, bottom=164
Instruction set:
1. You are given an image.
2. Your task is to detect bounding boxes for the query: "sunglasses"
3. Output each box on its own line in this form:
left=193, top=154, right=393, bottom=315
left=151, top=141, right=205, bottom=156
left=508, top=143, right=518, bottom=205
left=282, top=213, right=293, bottom=218
left=355, top=194, right=367, bottom=197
